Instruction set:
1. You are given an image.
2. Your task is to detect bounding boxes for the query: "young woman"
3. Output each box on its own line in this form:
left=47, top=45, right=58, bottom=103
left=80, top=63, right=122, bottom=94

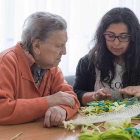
left=74, top=7, right=140, bottom=106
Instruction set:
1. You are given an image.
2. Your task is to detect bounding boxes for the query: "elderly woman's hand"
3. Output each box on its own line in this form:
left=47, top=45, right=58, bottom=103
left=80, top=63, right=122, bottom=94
left=44, top=106, right=66, bottom=127
left=93, top=88, right=112, bottom=101
left=119, top=86, right=140, bottom=97
left=46, top=91, right=75, bottom=108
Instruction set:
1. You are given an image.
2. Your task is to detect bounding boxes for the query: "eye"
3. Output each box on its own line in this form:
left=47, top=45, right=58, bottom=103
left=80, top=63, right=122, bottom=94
left=108, top=34, right=115, bottom=38
left=120, top=35, right=127, bottom=39
left=56, top=45, right=61, bottom=48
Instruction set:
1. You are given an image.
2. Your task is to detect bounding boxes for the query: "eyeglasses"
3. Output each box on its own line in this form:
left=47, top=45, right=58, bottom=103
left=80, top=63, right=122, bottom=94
left=103, top=33, right=130, bottom=42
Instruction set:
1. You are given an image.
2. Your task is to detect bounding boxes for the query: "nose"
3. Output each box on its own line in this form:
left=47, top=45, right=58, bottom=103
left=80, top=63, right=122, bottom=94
left=60, top=45, right=66, bottom=55
left=113, top=37, right=120, bottom=46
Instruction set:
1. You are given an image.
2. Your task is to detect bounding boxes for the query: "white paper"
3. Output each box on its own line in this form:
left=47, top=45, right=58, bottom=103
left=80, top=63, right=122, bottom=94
left=72, top=103, right=140, bottom=125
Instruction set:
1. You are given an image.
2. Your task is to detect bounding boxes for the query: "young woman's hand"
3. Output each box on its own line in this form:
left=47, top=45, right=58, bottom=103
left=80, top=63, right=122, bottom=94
left=119, top=86, right=140, bottom=97
left=93, top=88, right=112, bottom=101
left=82, top=88, right=112, bottom=106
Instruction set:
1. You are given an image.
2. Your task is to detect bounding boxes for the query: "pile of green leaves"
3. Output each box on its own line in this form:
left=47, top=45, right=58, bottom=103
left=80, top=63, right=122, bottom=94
left=78, top=127, right=140, bottom=140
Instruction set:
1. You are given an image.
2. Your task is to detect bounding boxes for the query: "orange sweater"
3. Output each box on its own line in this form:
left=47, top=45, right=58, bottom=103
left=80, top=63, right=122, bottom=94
left=0, top=43, right=80, bottom=124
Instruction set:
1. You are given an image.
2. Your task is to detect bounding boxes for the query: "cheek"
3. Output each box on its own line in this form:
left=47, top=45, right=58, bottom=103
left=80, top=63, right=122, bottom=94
left=106, top=41, right=112, bottom=49
left=122, top=41, right=129, bottom=50
left=123, top=45, right=129, bottom=52
left=53, top=51, right=61, bottom=58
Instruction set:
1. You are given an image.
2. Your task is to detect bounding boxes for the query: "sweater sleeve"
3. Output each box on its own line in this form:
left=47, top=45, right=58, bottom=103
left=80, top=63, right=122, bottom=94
left=50, top=67, right=80, bottom=120
left=0, top=61, right=48, bottom=124
left=73, top=55, right=96, bottom=106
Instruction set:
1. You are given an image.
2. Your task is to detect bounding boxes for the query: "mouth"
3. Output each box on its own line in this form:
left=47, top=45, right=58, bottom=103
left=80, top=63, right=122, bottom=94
left=112, top=48, right=122, bottom=52
left=56, top=58, right=61, bottom=61
left=56, top=56, right=62, bottom=61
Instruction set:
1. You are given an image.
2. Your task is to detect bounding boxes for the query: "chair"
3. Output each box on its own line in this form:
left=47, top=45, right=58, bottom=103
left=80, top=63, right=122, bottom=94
left=64, top=75, right=75, bottom=87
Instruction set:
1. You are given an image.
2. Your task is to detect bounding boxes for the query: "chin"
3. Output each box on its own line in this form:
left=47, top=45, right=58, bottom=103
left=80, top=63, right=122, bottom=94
left=40, top=65, right=52, bottom=69
left=112, top=52, right=123, bottom=56
left=41, top=62, right=59, bottom=69
left=54, top=63, right=59, bottom=67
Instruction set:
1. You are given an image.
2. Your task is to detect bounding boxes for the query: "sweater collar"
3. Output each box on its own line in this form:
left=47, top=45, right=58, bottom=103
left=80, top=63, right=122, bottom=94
left=15, top=42, right=36, bottom=82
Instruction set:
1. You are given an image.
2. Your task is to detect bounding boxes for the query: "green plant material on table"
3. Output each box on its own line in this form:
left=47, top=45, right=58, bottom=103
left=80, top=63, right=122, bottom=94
left=104, top=118, right=132, bottom=130
left=78, top=127, right=140, bottom=140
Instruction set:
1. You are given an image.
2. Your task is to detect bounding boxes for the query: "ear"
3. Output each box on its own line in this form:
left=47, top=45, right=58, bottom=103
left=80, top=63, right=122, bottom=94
left=32, top=39, right=41, bottom=55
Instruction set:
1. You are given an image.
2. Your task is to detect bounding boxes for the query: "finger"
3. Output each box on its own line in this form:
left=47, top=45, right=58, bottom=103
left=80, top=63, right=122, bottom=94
left=59, top=91, right=74, bottom=98
left=50, top=111, right=56, bottom=123
left=52, top=114, right=61, bottom=126
left=72, top=100, right=75, bottom=108
left=44, top=110, right=51, bottom=127
left=71, top=98, right=75, bottom=108
left=134, top=92, right=140, bottom=97
left=65, top=96, right=75, bottom=108
left=107, top=94, right=112, bottom=97
left=59, top=116, right=66, bottom=126
left=95, top=90, right=111, bottom=101
left=119, top=88, right=136, bottom=95
left=119, top=89, right=125, bottom=93
left=102, top=88, right=112, bottom=96
left=96, top=89, right=106, bottom=96
left=62, top=96, right=75, bottom=108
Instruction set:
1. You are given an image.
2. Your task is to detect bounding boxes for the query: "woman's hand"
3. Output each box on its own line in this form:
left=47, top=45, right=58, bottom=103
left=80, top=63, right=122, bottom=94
left=46, top=91, right=75, bottom=108
left=44, top=106, right=66, bottom=127
left=93, top=88, right=112, bottom=101
left=119, top=86, right=140, bottom=97
left=82, top=88, right=112, bottom=106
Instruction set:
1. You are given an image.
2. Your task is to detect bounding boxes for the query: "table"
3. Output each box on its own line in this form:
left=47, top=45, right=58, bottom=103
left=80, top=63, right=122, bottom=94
left=0, top=113, right=139, bottom=140
left=0, top=114, right=81, bottom=140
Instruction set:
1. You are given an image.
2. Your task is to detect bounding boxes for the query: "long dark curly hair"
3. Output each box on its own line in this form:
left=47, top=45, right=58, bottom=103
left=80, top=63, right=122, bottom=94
left=88, top=7, right=140, bottom=88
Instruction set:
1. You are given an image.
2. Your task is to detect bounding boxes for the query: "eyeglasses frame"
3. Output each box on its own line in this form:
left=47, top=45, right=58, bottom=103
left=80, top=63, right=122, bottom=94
left=103, top=33, right=130, bottom=42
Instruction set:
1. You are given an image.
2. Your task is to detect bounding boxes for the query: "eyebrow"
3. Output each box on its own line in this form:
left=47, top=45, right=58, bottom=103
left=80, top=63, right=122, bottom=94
left=105, top=31, right=129, bottom=35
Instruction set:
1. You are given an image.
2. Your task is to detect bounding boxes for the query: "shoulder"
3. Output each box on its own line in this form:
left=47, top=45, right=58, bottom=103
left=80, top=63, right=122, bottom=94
left=0, top=47, right=17, bottom=66
left=79, top=54, right=89, bottom=63
left=77, top=54, right=90, bottom=68
left=78, top=54, right=95, bottom=72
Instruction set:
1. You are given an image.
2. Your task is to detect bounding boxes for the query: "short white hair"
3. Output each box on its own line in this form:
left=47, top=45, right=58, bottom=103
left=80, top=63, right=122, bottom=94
left=21, top=12, right=67, bottom=50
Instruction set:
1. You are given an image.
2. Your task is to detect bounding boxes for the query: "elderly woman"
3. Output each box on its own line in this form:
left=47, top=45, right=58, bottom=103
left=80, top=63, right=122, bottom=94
left=0, top=12, right=80, bottom=126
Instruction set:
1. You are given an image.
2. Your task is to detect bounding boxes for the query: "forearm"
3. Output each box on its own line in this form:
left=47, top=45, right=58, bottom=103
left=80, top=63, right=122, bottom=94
left=0, top=97, right=48, bottom=124
left=60, top=96, right=80, bottom=120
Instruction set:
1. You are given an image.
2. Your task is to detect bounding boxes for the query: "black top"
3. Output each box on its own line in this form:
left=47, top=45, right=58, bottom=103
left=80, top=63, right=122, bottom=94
left=73, top=55, right=96, bottom=106
left=74, top=55, right=133, bottom=106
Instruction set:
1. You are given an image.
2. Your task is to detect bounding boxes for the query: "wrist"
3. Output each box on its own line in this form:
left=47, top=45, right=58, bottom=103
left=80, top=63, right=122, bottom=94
left=82, top=92, right=96, bottom=106
left=92, top=92, right=98, bottom=101
left=46, top=96, right=56, bottom=107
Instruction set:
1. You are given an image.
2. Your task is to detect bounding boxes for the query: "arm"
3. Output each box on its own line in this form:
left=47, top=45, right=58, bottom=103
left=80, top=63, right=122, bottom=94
left=49, top=67, right=80, bottom=120
left=73, top=55, right=96, bottom=106
left=73, top=55, right=111, bottom=106
left=0, top=61, right=48, bottom=124
left=44, top=67, right=80, bottom=127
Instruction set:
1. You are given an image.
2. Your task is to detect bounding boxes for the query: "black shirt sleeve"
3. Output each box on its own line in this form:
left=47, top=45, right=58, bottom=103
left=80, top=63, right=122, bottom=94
left=73, top=55, right=96, bottom=106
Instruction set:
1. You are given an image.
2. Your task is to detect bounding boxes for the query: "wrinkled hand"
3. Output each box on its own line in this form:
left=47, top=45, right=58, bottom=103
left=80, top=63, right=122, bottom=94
left=46, top=91, right=75, bottom=108
left=44, top=106, right=66, bottom=127
left=119, top=86, right=140, bottom=97
left=93, top=88, right=112, bottom=101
